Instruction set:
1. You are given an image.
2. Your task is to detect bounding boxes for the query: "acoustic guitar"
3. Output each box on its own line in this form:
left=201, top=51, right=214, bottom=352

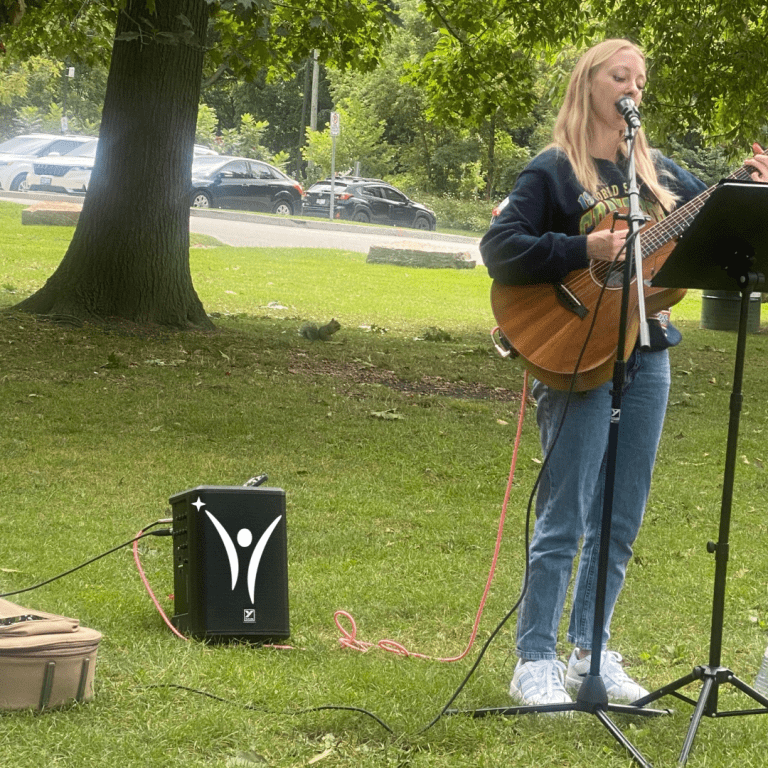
left=490, top=162, right=757, bottom=391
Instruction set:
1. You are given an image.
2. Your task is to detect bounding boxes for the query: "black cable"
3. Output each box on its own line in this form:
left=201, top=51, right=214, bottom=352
left=0, top=520, right=172, bottom=599
left=139, top=684, right=395, bottom=734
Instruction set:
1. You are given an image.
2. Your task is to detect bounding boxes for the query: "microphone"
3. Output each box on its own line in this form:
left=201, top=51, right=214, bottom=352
left=615, top=96, right=641, bottom=129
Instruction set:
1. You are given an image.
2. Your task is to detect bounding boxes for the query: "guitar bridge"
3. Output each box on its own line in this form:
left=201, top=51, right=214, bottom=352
left=554, top=283, right=589, bottom=319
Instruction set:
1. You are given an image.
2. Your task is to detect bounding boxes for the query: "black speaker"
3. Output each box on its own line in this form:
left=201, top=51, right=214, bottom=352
left=169, top=485, right=289, bottom=641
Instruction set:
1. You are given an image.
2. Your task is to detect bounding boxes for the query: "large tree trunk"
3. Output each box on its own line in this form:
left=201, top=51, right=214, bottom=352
left=15, top=0, right=214, bottom=329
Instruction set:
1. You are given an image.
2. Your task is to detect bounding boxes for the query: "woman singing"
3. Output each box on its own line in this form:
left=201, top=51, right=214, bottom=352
left=480, top=38, right=768, bottom=708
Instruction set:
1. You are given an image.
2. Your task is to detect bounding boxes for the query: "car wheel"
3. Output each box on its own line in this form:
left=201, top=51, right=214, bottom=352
left=353, top=210, right=370, bottom=223
left=11, top=173, right=29, bottom=193
left=191, top=191, right=212, bottom=208
left=413, top=216, right=431, bottom=231
left=273, top=200, right=293, bottom=216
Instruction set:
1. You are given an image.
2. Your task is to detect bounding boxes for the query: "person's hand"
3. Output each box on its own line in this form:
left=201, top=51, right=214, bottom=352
left=744, top=143, right=768, bottom=182
left=587, top=227, right=627, bottom=262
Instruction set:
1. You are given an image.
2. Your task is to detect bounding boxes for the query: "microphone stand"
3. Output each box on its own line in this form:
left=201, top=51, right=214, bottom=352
left=624, top=124, right=651, bottom=351
left=571, top=118, right=657, bottom=763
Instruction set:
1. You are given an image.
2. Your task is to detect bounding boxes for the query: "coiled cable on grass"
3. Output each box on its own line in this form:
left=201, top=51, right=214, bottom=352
left=335, top=371, right=530, bottom=664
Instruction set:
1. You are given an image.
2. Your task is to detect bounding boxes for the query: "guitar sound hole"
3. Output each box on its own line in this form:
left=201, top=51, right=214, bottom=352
left=590, top=261, right=635, bottom=290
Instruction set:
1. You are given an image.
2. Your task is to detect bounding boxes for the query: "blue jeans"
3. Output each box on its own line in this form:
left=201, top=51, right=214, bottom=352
left=516, top=348, right=670, bottom=660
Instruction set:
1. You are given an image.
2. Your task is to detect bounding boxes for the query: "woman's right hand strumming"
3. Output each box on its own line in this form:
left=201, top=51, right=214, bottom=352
left=587, top=226, right=627, bottom=262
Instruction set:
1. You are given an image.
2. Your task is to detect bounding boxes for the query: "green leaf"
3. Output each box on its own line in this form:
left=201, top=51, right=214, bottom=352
left=369, top=409, right=404, bottom=420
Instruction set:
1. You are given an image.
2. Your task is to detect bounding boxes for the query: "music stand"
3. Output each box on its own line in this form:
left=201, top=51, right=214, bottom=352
left=635, top=179, right=768, bottom=763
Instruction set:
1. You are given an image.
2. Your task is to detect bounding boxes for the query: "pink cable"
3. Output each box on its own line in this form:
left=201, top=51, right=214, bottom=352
left=335, top=369, right=530, bottom=662
left=133, top=529, right=188, bottom=641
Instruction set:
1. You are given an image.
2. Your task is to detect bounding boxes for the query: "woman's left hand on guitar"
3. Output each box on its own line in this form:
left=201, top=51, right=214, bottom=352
left=745, top=143, right=768, bottom=181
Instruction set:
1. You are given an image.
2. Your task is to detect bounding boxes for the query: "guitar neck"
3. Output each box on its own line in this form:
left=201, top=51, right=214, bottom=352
left=640, top=164, right=754, bottom=259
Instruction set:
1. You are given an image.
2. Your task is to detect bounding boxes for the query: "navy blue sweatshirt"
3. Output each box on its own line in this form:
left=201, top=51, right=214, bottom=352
left=480, top=147, right=707, bottom=349
left=480, top=147, right=707, bottom=286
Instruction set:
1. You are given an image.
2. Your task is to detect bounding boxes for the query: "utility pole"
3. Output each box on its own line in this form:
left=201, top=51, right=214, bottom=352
left=310, top=50, right=319, bottom=131
left=298, top=56, right=312, bottom=174
left=61, top=63, right=75, bottom=133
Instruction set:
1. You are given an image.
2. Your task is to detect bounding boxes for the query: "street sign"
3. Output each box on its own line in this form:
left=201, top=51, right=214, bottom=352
left=330, top=111, right=340, bottom=136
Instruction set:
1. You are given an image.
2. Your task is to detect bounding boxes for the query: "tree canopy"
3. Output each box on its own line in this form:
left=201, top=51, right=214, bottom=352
left=413, top=0, right=768, bottom=155
left=2, top=0, right=767, bottom=328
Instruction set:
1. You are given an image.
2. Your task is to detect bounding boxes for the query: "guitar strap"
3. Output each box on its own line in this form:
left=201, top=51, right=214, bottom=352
left=646, top=308, right=682, bottom=348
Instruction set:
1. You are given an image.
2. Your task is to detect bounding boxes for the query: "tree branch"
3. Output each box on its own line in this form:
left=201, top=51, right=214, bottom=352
left=422, top=0, right=465, bottom=45
left=202, top=60, right=230, bottom=89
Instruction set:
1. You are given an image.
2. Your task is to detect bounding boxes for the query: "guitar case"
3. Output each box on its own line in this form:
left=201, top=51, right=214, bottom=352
left=0, top=598, right=102, bottom=711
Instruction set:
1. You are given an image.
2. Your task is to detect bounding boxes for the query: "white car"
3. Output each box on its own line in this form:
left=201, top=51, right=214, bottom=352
left=28, top=139, right=99, bottom=194
left=27, top=141, right=218, bottom=195
left=0, top=133, right=96, bottom=192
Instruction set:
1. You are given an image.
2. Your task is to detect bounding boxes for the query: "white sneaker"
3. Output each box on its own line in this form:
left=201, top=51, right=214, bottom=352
left=565, top=648, right=649, bottom=703
left=510, top=658, right=573, bottom=707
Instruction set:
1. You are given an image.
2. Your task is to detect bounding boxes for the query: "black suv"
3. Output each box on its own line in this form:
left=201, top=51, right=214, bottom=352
left=302, top=178, right=436, bottom=230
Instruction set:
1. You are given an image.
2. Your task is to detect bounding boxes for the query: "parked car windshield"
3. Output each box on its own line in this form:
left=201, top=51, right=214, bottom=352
left=60, top=140, right=98, bottom=158
left=307, top=181, right=350, bottom=193
left=0, top=136, right=53, bottom=155
left=191, top=157, right=235, bottom=179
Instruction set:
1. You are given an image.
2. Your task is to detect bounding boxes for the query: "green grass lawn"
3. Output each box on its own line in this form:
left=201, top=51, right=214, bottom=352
left=1, top=201, right=767, bottom=767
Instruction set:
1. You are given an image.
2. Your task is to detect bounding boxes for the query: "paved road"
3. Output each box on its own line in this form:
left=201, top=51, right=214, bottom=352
left=189, top=208, right=480, bottom=256
left=1, top=190, right=482, bottom=258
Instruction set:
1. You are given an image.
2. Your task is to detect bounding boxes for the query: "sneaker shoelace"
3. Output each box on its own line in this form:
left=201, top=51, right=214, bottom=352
left=601, top=651, right=631, bottom=681
left=530, top=659, right=567, bottom=697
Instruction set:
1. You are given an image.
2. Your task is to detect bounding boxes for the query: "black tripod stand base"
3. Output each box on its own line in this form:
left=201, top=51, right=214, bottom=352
left=445, top=699, right=671, bottom=768
left=649, top=195, right=768, bottom=764
left=634, top=665, right=768, bottom=764
left=446, top=701, right=670, bottom=718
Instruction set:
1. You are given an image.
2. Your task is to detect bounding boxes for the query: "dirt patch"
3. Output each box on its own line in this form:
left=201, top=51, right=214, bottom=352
left=288, top=353, right=520, bottom=402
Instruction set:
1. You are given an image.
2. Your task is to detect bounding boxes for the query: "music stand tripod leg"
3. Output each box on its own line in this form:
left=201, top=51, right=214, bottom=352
left=636, top=272, right=768, bottom=765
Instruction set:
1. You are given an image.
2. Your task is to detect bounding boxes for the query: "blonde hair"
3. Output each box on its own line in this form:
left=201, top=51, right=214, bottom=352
left=550, top=39, right=677, bottom=213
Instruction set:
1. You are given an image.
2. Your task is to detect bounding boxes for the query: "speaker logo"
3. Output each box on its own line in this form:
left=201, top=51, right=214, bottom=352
left=194, top=498, right=282, bottom=604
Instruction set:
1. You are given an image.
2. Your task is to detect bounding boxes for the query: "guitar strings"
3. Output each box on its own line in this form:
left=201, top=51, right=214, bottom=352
left=564, top=160, right=752, bottom=297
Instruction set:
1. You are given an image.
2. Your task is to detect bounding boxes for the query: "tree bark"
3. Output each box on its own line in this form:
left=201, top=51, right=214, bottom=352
left=15, top=0, right=214, bottom=329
